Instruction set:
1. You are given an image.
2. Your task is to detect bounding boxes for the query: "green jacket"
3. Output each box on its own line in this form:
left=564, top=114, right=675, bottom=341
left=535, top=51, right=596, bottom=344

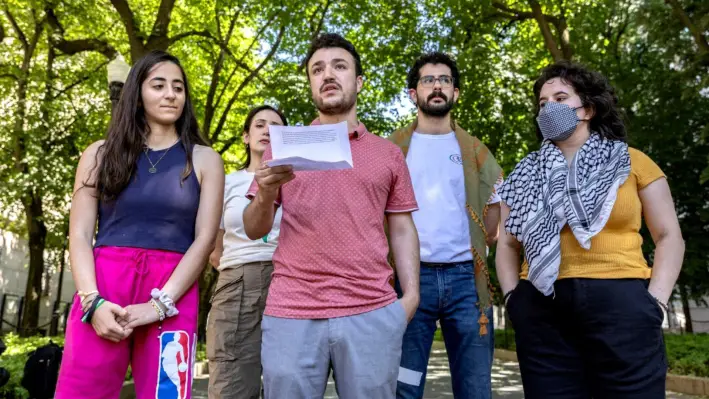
left=388, top=120, right=502, bottom=335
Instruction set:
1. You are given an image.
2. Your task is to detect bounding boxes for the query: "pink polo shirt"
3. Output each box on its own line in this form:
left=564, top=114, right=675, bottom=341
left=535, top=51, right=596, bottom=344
left=246, top=120, right=418, bottom=319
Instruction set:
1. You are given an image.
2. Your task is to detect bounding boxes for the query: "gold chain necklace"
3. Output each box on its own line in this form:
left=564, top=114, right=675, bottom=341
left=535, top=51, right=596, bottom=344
left=144, top=139, right=179, bottom=173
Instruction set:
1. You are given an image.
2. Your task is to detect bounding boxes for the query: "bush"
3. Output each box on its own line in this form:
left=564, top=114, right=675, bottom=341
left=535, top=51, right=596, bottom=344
left=0, top=333, right=65, bottom=399
left=494, top=328, right=516, bottom=351
left=196, top=341, right=206, bottom=362
left=665, top=333, right=709, bottom=378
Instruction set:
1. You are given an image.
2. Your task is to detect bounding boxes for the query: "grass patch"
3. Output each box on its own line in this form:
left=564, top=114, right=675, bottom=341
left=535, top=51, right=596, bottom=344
left=433, top=328, right=516, bottom=351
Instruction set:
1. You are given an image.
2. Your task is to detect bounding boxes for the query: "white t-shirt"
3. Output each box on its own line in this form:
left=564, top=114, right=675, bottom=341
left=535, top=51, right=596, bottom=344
left=218, top=170, right=282, bottom=270
left=406, top=132, right=501, bottom=263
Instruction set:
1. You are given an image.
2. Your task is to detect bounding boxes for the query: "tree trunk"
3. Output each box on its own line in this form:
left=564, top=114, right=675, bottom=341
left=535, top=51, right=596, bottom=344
left=197, top=266, right=218, bottom=342
left=679, top=284, right=694, bottom=333
left=20, top=191, right=47, bottom=336
left=557, top=15, right=573, bottom=60
left=528, top=0, right=564, bottom=61
left=50, top=224, right=69, bottom=336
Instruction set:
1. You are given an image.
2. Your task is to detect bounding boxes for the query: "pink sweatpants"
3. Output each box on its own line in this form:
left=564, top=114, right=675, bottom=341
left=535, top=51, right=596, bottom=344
left=55, top=246, right=199, bottom=399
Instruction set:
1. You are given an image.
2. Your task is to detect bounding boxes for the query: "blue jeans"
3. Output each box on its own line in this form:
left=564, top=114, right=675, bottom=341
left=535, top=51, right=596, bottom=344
left=395, top=261, right=493, bottom=399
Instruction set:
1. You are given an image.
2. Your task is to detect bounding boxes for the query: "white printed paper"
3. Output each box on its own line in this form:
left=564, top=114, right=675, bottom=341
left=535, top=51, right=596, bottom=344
left=267, top=121, right=353, bottom=171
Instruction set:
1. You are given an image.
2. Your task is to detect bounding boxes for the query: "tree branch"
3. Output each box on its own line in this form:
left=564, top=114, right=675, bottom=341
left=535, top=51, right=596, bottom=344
left=4, top=7, right=27, bottom=50
left=150, top=0, right=176, bottom=39
left=492, top=1, right=528, bottom=17
left=614, top=18, right=630, bottom=61
left=167, top=28, right=266, bottom=88
left=237, top=10, right=279, bottom=67
left=144, top=0, right=176, bottom=51
left=45, top=5, right=118, bottom=59
left=556, top=15, right=572, bottom=59
left=218, top=136, right=239, bottom=155
left=665, top=0, right=709, bottom=64
left=215, top=0, right=222, bottom=38
left=44, top=6, right=63, bottom=34
left=214, top=11, right=280, bottom=109
left=299, top=1, right=332, bottom=70
left=310, top=0, right=332, bottom=39
left=51, top=60, right=110, bottom=100
left=168, top=29, right=214, bottom=45
left=211, top=21, right=286, bottom=144
left=487, top=11, right=530, bottom=22
left=41, top=43, right=55, bottom=149
left=1, top=13, right=6, bottom=41
left=203, top=9, right=241, bottom=138
left=110, top=0, right=146, bottom=61
left=55, top=39, right=118, bottom=58
left=0, top=63, right=20, bottom=80
left=213, top=63, right=239, bottom=113
left=490, top=1, right=560, bottom=25
left=528, top=0, right=564, bottom=61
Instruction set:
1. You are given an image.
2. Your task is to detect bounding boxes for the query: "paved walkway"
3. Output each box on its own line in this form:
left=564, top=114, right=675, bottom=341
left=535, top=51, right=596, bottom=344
left=125, top=343, right=705, bottom=398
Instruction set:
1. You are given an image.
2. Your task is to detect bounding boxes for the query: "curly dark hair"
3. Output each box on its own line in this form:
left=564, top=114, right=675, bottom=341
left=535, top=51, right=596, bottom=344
left=407, top=52, right=460, bottom=90
left=533, top=60, right=626, bottom=142
left=304, top=33, right=363, bottom=78
left=239, top=105, right=288, bottom=170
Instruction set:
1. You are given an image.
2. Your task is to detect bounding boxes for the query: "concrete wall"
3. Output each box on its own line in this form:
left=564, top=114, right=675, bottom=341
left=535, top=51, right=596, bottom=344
left=668, top=298, right=709, bottom=333
left=0, top=230, right=75, bottom=334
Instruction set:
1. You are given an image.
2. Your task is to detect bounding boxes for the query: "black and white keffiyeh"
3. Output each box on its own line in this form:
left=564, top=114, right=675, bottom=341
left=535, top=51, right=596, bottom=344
left=499, top=133, right=631, bottom=295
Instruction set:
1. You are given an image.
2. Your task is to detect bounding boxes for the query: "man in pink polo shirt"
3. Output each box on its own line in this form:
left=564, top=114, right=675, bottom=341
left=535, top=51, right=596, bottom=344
left=243, top=33, right=420, bottom=399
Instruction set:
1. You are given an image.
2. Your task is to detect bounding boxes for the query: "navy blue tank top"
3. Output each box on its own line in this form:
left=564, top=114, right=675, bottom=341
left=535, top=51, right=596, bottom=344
left=94, top=142, right=201, bottom=253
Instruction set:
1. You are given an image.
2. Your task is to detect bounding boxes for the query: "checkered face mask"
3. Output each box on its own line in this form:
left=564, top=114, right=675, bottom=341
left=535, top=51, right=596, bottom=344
left=536, top=101, right=583, bottom=141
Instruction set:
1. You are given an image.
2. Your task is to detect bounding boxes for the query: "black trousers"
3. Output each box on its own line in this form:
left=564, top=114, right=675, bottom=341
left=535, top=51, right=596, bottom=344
left=507, top=278, right=668, bottom=399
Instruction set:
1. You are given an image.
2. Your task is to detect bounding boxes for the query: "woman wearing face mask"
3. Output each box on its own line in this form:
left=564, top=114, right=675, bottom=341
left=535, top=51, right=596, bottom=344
left=206, top=105, right=287, bottom=399
left=496, top=61, right=684, bottom=398
left=56, top=50, right=224, bottom=399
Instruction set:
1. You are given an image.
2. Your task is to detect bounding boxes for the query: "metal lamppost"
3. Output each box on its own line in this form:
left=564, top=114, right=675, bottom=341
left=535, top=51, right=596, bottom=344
left=107, top=54, right=130, bottom=112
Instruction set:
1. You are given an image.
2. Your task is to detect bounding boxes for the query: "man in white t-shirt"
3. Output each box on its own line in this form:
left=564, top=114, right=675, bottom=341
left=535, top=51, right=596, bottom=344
left=388, top=52, right=503, bottom=399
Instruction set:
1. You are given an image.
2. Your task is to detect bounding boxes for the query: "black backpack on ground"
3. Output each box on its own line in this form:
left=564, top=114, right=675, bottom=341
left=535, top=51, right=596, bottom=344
left=20, top=341, right=62, bottom=399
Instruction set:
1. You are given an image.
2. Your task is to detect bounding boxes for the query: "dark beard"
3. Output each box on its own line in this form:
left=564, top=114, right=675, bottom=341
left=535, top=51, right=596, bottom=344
left=418, top=92, right=454, bottom=117
left=315, top=89, right=357, bottom=116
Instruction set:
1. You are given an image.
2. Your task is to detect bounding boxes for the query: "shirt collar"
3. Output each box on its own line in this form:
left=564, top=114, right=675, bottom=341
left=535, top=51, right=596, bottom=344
left=310, top=118, right=368, bottom=140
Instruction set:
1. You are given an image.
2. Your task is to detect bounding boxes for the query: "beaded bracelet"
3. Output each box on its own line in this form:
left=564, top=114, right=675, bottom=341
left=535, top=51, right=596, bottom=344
left=150, top=288, right=179, bottom=317
left=150, top=298, right=166, bottom=321
left=78, top=290, right=98, bottom=301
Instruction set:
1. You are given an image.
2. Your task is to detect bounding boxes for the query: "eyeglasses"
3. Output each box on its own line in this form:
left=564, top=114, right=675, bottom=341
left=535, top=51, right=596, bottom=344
left=418, top=75, right=454, bottom=88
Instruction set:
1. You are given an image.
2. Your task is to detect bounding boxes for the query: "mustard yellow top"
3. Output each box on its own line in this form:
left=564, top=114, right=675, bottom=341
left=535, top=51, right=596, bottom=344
left=520, top=148, right=665, bottom=280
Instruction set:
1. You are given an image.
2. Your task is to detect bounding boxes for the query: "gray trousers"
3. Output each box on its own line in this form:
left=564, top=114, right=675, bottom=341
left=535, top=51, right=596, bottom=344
left=261, top=300, right=408, bottom=399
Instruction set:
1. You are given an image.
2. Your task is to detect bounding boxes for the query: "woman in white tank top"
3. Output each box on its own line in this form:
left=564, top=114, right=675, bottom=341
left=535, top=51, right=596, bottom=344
left=206, top=105, right=287, bottom=399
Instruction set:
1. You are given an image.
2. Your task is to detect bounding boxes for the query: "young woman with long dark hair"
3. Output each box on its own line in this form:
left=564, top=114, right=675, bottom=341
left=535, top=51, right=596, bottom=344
left=56, top=50, right=224, bottom=399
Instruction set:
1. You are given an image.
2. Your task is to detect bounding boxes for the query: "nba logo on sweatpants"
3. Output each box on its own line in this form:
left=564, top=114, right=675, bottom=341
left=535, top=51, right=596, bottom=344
left=157, top=331, right=190, bottom=399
